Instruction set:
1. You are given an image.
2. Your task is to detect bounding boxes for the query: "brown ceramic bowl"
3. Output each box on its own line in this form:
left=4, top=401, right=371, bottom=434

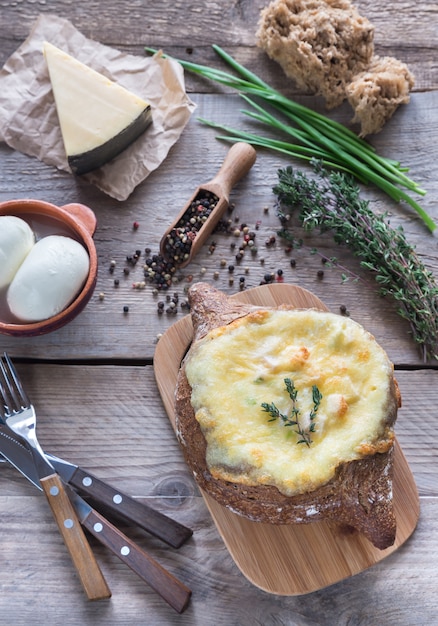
left=0, top=199, right=98, bottom=337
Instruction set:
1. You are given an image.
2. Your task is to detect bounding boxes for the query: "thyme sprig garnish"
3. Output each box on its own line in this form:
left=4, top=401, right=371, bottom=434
left=261, top=378, right=322, bottom=446
left=145, top=45, right=436, bottom=232
left=274, top=162, right=438, bottom=362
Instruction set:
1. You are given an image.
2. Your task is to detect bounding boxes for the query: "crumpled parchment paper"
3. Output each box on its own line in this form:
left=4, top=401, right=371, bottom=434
left=0, top=14, right=196, bottom=201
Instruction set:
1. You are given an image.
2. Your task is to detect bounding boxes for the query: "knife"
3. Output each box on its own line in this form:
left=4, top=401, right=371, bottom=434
left=0, top=430, right=191, bottom=613
left=46, top=453, right=193, bottom=548
left=0, top=429, right=111, bottom=601
left=0, top=430, right=192, bottom=548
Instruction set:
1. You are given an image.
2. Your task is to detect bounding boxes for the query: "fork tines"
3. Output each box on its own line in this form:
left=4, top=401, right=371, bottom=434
left=0, top=353, right=30, bottom=416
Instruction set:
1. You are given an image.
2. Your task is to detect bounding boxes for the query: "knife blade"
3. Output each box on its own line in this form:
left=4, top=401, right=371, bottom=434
left=0, top=431, right=111, bottom=601
left=0, top=429, right=192, bottom=548
left=0, top=430, right=191, bottom=613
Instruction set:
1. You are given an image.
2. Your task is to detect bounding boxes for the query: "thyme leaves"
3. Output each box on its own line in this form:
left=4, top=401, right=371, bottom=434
left=261, top=378, right=322, bottom=447
left=274, top=163, right=438, bottom=362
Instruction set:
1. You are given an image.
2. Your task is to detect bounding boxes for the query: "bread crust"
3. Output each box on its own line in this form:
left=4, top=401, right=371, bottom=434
left=256, top=0, right=414, bottom=135
left=346, top=56, right=415, bottom=136
left=256, top=0, right=375, bottom=109
left=175, top=283, right=399, bottom=549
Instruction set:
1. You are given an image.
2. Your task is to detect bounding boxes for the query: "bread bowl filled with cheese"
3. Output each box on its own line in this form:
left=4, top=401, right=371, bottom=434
left=175, top=283, right=400, bottom=549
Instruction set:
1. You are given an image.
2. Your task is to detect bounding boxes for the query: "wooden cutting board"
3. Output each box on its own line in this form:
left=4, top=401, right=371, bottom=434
left=154, top=283, right=420, bottom=595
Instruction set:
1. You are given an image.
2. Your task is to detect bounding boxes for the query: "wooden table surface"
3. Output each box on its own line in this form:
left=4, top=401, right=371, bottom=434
left=0, top=1, right=437, bottom=624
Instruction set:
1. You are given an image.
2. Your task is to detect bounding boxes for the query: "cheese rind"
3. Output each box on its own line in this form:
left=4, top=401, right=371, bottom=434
left=7, top=235, right=90, bottom=322
left=185, top=309, right=395, bottom=496
left=43, top=41, right=152, bottom=175
left=0, top=216, right=35, bottom=289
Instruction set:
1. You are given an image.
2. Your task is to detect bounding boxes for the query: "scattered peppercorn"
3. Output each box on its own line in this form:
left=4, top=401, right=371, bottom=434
left=123, top=305, right=129, bottom=313
left=317, top=270, right=324, bottom=279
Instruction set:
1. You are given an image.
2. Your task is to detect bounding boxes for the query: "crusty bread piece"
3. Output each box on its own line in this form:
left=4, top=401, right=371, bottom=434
left=256, top=0, right=374, bottom=108
left=256, top=0, right=414, bottom=135
left=175, top=283, right=400, bottom=550
left=346, top=56, right=415, bottom=136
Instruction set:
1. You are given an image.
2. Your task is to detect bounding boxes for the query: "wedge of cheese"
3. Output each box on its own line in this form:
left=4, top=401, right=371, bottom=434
left=43, top=41, right=152, bottom=175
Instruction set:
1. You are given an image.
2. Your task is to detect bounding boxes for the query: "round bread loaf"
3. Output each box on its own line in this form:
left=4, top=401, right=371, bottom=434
left=175, top=283, right=400, bottom=550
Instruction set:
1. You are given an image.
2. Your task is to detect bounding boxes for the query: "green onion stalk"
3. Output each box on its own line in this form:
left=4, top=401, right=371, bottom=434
left=145, top=44, right=436, bottom=233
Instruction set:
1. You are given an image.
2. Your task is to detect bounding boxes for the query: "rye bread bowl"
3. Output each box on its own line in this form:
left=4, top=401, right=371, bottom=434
left=175, top=283, right=400, bottom=549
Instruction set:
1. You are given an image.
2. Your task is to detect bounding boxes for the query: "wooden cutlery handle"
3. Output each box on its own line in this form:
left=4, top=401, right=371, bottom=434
left=40, top=473, right=111, bottom=601
left=69, top=467, right=193, bottom=548
left=82, top=508, right=191, bottom=613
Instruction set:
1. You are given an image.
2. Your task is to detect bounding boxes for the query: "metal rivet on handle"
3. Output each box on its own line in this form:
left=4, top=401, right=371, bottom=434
left=82, top=476, right=92, bottom=487
left=93, top=522, right=103, bottom=533
left=120, top=546, right=130, bottom=556
left=50, top=485, right=60, bottom=496
left=113, top=494, right=123, bottom=504
left=64, top=519, right=74, bottom=529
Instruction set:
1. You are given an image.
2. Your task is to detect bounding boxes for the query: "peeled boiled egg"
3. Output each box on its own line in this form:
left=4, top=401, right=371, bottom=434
left=7, top=235, right=90, bottom=322
left=0, top=216, right=35, bottom=289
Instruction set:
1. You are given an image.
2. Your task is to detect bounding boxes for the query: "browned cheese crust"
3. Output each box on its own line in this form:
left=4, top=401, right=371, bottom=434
left=175, top=283, right=400, bottom=549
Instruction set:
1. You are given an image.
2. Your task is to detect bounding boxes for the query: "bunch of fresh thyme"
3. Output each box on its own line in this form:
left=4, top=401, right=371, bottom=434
left=261, top=378, right=322, bottom=446
left=274, top=162, right=438, bottom=362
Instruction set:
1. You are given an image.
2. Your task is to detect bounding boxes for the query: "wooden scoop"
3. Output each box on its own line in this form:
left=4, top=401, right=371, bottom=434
left=160, top=142, right=257, bottom=268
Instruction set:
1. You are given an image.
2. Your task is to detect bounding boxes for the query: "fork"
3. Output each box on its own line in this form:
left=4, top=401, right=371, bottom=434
left=0, top=352, right=111, bottom=601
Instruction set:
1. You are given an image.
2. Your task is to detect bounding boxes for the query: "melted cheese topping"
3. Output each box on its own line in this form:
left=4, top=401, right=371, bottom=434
left=185, top=309, right=395, bottom=496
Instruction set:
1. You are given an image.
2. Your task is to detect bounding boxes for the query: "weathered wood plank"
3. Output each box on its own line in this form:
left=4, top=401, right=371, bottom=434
left=0, top=1, right=436, bottom=90
left=1, top=92, right=437, bottom=365
left=0, top=364, right=435, bottom=625
left=0, top=364, right=432, bottom=493
left=0, top=0, right=437, bottom=623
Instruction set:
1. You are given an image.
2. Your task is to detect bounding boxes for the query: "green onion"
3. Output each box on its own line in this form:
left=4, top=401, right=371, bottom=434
left=145, top=45, right=435, bottom=233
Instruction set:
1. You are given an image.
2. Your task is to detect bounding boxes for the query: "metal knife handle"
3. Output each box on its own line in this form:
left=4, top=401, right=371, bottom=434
left=41, top=473, right=111, bottom=601
left=82, top=508, right=191, bottom=613
left=68, top=467, right=193, bottom=548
